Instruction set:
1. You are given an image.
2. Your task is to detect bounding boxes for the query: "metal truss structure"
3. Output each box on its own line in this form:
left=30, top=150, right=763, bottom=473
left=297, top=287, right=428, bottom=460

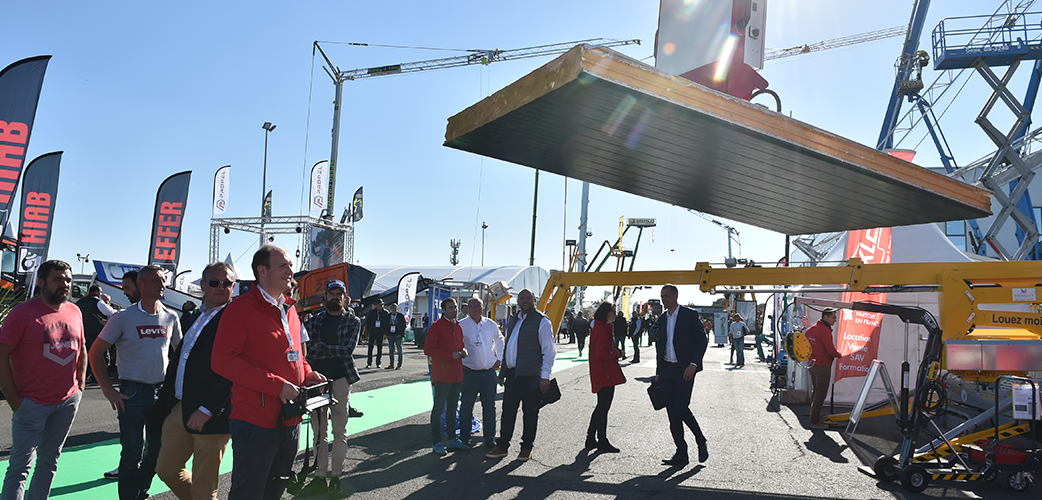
left=208, top=216, right=353, bottom=271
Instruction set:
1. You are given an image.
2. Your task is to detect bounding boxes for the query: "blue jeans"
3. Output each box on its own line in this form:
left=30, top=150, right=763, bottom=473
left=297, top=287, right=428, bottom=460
left=431, top=381, right=462, bottom=445
left=459, top=368, right=497, bottom=442
left=732, top=337, right=745, bottom=365
left=2, top=391, right=81, bottom=500
left=117, top=380, right=163, bottom=500
left=386, top=335, right=403, bottom=367
left=228, top=420, right=299, bottom=500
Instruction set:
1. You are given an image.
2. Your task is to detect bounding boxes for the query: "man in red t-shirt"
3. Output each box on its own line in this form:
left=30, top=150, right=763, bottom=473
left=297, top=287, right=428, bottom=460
left=0, top=260, right=87, bottom=499
left=804, top=307, right=842, bottom=429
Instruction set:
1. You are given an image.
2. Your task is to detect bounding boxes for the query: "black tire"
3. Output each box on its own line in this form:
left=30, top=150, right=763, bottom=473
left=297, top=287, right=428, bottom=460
left=873, top=455, right=899, bottom=482
left=901, top=464, right=930, bottom=493
left=1008, top=471, right=1031, bottom=492
left=982, top=465, right=998, bottom=483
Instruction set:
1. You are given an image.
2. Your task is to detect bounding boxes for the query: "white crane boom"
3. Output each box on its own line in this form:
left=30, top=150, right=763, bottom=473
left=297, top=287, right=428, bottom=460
left=765, top=26, right=906, bottom=61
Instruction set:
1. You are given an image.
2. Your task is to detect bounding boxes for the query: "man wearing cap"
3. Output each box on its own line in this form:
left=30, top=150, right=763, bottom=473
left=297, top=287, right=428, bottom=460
left=299, top=279, right=360, bottom=497
left=804, top=307, right=842, bottom=429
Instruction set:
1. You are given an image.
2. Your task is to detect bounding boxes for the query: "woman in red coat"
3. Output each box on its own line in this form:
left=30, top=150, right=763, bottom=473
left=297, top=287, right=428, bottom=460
left=586, top=301, right=627, bottom=452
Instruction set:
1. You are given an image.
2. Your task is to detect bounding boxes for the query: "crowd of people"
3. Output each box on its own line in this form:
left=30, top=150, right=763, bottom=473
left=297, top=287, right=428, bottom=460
left=0, top=249, right=732, bottom=499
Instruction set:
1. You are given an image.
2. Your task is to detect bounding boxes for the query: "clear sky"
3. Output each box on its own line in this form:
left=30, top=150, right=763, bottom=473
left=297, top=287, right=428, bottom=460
left=2, top=0, right=1017, bottom=305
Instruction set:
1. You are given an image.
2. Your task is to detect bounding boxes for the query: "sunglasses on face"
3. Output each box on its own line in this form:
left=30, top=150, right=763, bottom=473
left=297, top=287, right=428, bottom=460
left=208, top=279, right=235, bottom=289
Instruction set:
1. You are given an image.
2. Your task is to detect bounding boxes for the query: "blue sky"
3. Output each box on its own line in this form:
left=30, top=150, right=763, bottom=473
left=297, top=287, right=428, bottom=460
left=2, top=0, right=1017, bottom=304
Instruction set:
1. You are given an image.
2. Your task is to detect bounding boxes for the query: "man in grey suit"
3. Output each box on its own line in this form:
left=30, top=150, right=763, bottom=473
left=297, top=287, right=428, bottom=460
left=654, top=284, right=709, bottom=467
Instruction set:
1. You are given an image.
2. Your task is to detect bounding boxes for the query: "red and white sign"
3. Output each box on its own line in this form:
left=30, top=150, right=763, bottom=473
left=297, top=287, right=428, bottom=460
left=836, top=227, right=892, bottom=381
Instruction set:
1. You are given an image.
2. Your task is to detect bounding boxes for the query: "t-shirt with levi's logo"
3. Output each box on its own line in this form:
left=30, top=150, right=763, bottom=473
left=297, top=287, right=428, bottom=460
left=0, top=299, right=85, bottom=406
left=99, top=302, right=182, bottom=384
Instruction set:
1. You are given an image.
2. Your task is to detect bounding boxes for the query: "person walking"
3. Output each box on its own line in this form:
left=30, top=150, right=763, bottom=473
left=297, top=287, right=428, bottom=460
left=572, top=312, right=590, bottom=357
left=629, top=312, right=643, bottom=363
left=805, top=307, right=842, bottom=429
left=364, top=302, right=389, bottom=369
left=585, top=302, right=625, bottom=453
left=0, top=260, right=86, bottom=500
left=654, top=284, right=709, bottom=467
left=612, top=311, right=628, bottom=360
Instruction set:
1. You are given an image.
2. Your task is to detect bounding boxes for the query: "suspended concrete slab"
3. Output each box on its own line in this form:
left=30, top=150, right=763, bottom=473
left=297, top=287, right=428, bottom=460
left=443, top=44, right=992, bottom=236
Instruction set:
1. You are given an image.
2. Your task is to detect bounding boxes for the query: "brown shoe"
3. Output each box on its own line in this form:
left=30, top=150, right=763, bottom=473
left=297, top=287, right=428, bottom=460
left=485, top=446, right=508, bottom=459
left=517, top=448, right=533, bottom=461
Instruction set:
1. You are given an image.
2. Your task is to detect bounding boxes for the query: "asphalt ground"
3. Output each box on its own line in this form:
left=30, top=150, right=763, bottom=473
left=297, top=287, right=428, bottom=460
left=1, top=338, right=1027, bottom=499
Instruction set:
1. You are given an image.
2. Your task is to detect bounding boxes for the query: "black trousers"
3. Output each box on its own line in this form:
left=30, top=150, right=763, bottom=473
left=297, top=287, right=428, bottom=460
left=587, top=385, right=615, bottom=440
left=577, top=334, right=587, bottom=355
left=228, top=420, right=299, bottom=500
left=496, top=369, right=542, bottom=451
left=659, top=363, right=706, bottom=458
left=367, top=333, right=384, bottom=366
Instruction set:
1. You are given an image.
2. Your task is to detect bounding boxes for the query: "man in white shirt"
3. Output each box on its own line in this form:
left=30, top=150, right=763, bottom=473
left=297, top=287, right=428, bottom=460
left=729, top=315, right=748, bottom=368
left=458, top=297, right=504, bottom=448
left=486, top=289, right=556, bottom=462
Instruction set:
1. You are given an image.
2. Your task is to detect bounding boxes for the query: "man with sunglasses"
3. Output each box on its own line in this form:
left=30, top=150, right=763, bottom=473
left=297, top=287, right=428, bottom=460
left=154, top=262, right=236, bottom=499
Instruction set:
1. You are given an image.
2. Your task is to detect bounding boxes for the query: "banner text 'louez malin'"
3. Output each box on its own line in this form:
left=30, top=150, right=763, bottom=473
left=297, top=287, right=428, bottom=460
left=0, top=56, right=51, bottom=227
left=149, top=171, right=191, bottom=275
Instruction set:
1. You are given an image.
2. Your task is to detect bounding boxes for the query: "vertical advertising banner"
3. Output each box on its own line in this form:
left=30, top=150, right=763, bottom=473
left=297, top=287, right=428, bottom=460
left=15, top=152, right=61, bottom=291
left=212, top=165, right=230, bottom=215
left=397, top=272, right=420, bottom=323
left=309, top=160, right=327, bottom=213
left=0, top=56, right=51, bottom=229
left=262, top=190, right=272, bottom=218
left=835, top=227, right=893, bottom=381
left=148, top=171, right=191, bottom=277
left=351, top=186, right=363, bottom=222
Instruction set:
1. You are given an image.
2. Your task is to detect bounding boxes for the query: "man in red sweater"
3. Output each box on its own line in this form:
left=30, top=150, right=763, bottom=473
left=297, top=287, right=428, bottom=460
left=424, top=297, right=471, bottom=455
left=212, top=245, right=326, bottom=500
left=804, top=307, right=842, bottom=429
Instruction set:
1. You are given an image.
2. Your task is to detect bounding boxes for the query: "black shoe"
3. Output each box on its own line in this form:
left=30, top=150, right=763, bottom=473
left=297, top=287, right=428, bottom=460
left=327, top=476, right=343, bottom=499
left=385, top=365, right=395, bottom=370
left=632, top=358, right=640, bottom=363
left=297, top=477, right=328, bottom=496
left=597, top=441, right=620, bottom=453
left=103, top=468, right=119, bottom=479
left=348, top=407, right=364, bottom=418
left=585, top=435, right=598, bottom=449
left=698, top=443, right=709, bottom=463
left=661, top=456, right=689, bottom=466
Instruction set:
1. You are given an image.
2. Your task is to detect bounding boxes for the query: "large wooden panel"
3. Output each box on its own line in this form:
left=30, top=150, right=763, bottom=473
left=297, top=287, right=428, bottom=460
left=444, top=44, right=992, bottom=236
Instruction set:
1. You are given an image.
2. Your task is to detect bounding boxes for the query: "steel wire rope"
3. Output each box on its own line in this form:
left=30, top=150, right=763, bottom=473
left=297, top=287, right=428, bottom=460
left=296, top=48, right=319, bottom=267
left=468, top=66, right=489, bottom=277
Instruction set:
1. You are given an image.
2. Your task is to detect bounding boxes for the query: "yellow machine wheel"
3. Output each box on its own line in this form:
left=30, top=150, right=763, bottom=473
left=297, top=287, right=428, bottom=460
left=785, top=331, right=811, bottom=363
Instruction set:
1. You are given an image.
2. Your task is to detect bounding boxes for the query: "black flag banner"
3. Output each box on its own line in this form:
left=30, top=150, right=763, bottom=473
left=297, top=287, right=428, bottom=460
left=0, top=56, right=51, bottom=229
left=352, top=186, right=363, bottom=222
left=15, top=151, right=61, bottom=290
left=148, top=171, right=191, bottom=277
left=262, top=190, right=272, bottom=218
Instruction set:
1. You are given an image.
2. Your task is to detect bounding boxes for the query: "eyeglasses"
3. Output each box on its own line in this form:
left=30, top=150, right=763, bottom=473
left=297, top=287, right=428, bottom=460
left=208, top=279, right=235, bottom=289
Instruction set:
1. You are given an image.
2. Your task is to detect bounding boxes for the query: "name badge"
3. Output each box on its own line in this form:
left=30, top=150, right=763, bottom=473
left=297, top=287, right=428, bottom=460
left=375, top=320, right=381, bottom=327
left=390, top=325, right=396, bottom=333
left=287, top=350, right=300, bottom=362
left=474, top=340, right=483, bottom=347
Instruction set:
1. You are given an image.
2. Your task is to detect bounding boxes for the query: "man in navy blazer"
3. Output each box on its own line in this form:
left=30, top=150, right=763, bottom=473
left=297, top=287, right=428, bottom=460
left=654, top=284, right=709, bottom=467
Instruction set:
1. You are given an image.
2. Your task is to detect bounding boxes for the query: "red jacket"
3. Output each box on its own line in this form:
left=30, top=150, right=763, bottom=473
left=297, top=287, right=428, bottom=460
left=589, top=319, right=625, bottom=393
left=212, top=286, right=314, bottom=428
left=805, top=320, right=842, bottom=367
left=424, top=317, right=464, bottom=383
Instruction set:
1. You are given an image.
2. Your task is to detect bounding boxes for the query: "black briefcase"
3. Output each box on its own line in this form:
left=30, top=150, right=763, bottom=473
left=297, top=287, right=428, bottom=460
left=647, top=381, right=666, bottom=411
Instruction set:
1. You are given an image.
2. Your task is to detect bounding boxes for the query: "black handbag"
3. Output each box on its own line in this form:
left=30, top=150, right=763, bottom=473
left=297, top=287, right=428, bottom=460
left=647, top=381, right=667, bottom=411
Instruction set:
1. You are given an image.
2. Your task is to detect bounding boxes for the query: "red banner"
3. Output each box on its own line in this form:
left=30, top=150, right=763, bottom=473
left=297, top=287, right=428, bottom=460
left=835, top=227, right=892, bottom=381
left=148, top=171, right=191, bottom=277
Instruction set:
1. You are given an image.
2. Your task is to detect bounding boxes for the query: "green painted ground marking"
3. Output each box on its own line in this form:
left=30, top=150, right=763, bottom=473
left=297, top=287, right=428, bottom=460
left=6, top=346, right=587, bottom=498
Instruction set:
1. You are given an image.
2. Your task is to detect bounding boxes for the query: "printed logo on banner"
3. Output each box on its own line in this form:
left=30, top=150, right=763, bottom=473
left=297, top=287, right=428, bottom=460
left=216, top=199, right=226, bottom=211
left=836, top=227, right=892, bottom=381
left=136, top=325, right=168, bottom=340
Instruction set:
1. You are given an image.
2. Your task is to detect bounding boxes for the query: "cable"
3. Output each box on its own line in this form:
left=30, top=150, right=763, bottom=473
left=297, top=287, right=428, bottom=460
left=296, top=48, right=318, bottom=265
left=314, top=41, right=477, bottom=53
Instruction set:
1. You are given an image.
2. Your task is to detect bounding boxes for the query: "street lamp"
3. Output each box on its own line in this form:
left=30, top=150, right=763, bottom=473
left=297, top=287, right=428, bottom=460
left=261, top=121, right=276, bottom=247
left=481, top=222, right=488, bottom=266
left=76, top=253, right=89, bottom=274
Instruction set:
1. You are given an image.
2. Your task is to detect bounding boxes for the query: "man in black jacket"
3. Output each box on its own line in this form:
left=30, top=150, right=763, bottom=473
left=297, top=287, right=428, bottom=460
left=365, top=302, right=390, bottom=368
left=154, top=262, right=235, bottom=499
left=386, top=303, right=408, bottom=370
left=654, top=284, right=709, bottom=467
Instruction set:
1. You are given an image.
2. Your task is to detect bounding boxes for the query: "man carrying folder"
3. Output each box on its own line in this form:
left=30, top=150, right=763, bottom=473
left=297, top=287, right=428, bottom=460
left=486, top=289, right=557, bottom=462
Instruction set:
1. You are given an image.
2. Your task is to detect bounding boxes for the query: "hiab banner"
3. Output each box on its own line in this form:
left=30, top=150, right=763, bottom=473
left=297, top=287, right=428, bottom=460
left=310, top=160, right=327, bottom=213
left=212, top=165, right=230, bottom=215
left=15, top=152, right=61, bottom=290
left=149, top=171, right=191, bottom=277
left=0, top=56, right=51, bottom=229
left=835, top=227, right=892, bottom=381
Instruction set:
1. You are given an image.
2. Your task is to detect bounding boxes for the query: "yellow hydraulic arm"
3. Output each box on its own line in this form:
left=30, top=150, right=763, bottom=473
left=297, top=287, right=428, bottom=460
left=537, top=258, right=1042, bottom=344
